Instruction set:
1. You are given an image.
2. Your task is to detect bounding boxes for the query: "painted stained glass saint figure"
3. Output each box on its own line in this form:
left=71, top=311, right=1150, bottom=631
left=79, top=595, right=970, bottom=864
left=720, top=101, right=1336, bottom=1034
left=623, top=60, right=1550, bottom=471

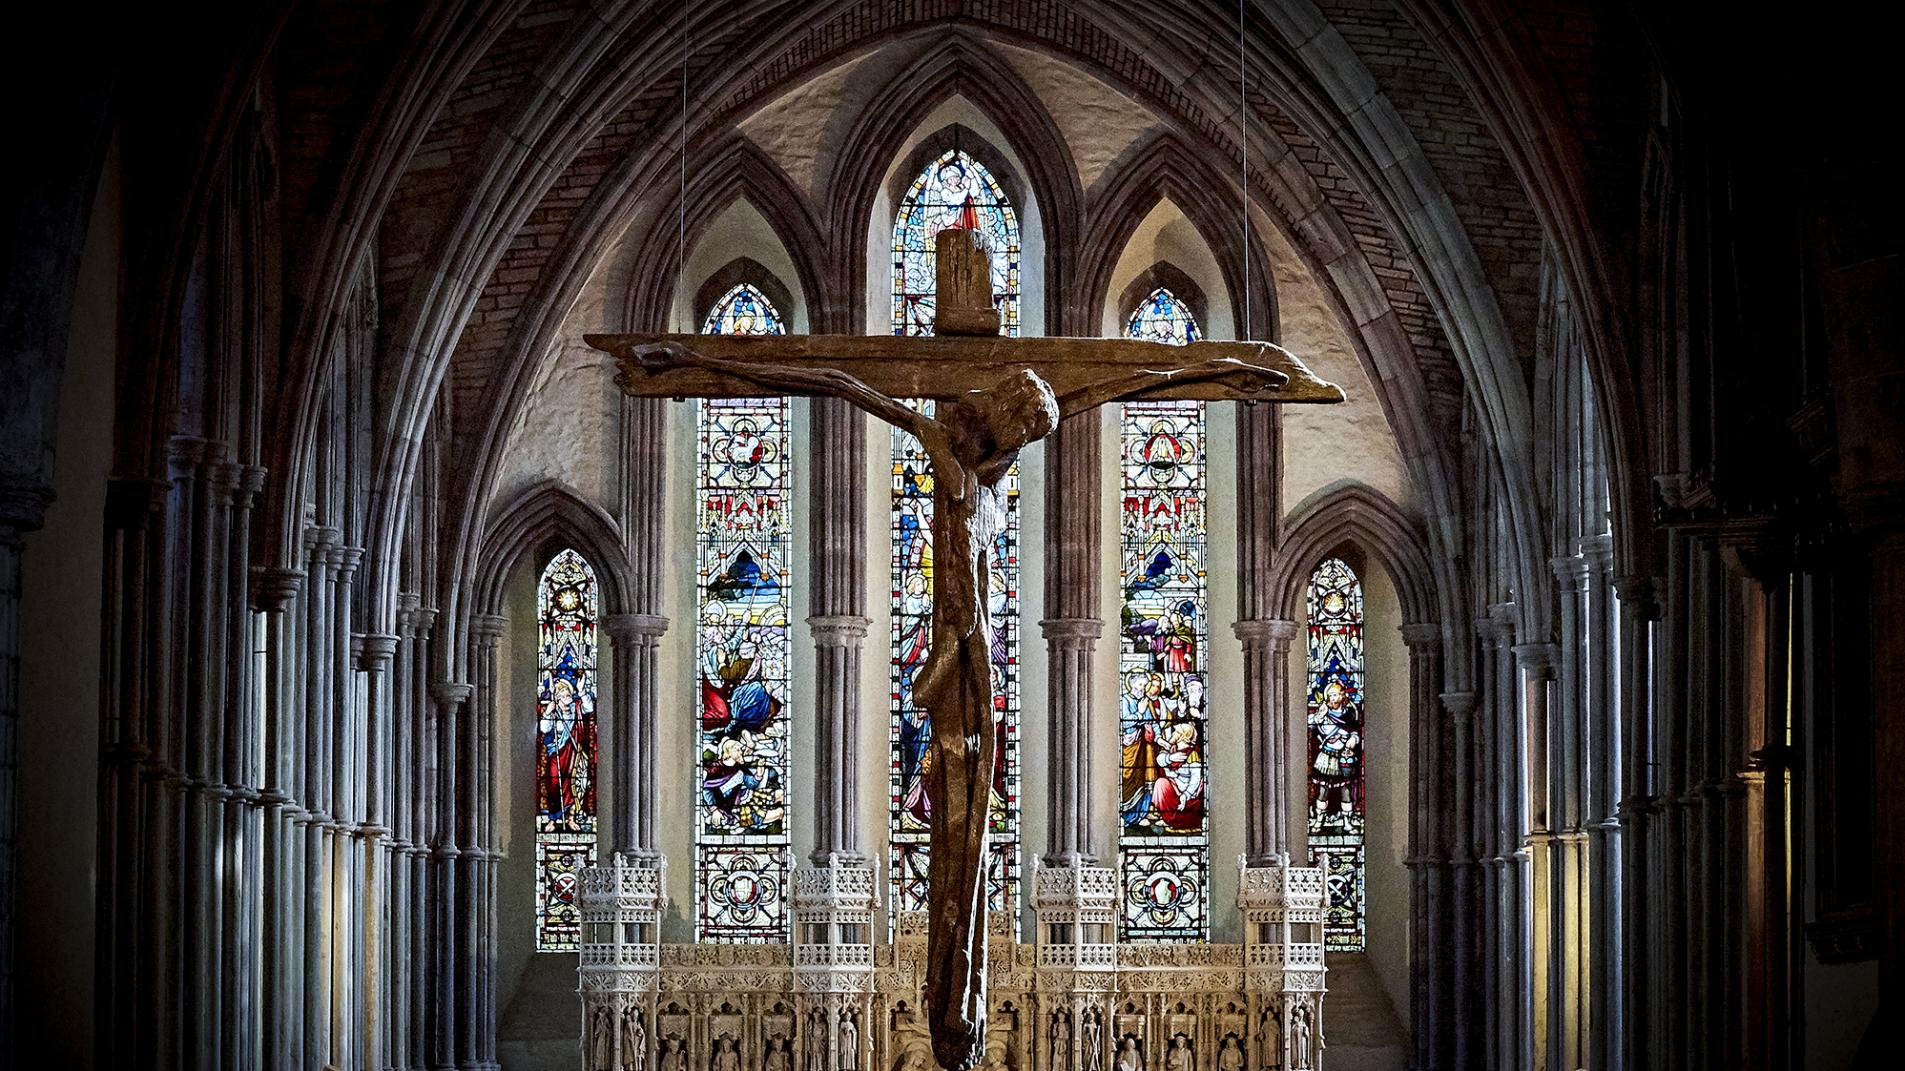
left=889, top=148, right=1022, bottom=921
left=694, top=284, right=793, bottom=941
left=535, top=548, right=600, bottom=950
left=1306, top=556, right=1367, bottom=950
left=1116, top=289, right=1211, bottom=941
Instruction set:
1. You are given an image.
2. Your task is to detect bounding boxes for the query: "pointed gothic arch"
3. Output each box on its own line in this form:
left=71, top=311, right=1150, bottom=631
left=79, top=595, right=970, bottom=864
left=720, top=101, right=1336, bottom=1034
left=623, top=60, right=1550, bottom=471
left=823, top=35, right=1083, bottom=333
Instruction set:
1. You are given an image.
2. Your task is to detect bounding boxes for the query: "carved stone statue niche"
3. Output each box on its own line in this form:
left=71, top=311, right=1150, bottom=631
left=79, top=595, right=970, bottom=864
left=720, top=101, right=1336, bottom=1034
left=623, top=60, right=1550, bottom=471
left=592, top=230, right=1342, bottom=1070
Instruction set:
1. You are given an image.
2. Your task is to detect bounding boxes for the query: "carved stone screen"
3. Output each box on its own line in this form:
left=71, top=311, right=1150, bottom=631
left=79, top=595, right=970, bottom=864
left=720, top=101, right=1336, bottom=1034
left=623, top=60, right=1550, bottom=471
left=1306, top=556, right=1366, bottom=951
left=1117, top=289, right=1211, bottom=942
left=694, top=285, right=794, bottom=942
left=535, top=548, right=600, bottom=951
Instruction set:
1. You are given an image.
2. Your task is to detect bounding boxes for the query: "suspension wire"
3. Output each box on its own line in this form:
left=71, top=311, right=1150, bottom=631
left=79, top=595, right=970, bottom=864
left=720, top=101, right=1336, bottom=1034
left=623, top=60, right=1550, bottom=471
left=1239, top=0, right=1251, bottom=340
left=678, top=14, right=689, bottom=334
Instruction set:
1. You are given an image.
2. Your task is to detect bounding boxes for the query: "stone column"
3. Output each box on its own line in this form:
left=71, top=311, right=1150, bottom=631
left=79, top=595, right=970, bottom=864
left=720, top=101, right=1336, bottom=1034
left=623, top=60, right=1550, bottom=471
left=1398, top=622, right=1443, bottom=1069
left=809, top=616, right=872, bottom=864
left=1513, top=640, right=1556, bottom=1071
left=797, top=394, right=875, bottom=955
left=1440, top=690, right=1479, bottom=1071
left=1548, top=552, right=1592, bottom=1071
left=604, top=613, right=668, bottom=859
left=1235, top=619, right=1299, bottom=863
left=1612, top=575, right=1659, bottom=1071
left=429, top=680, right=472, bottom=1071
left=0, top=482, right=50, bottom=1061
left=1040, top=405, right=1104, bottom=866
left=1581, top=537, right=1620, bottom=1071
left=252, top=565, right=303, bottom=1071
left=359, top=631, right=399, bottom=1071
left=467, top=613, right=507, bottom=1071
left=1476, top=604, right=1515, bottom=1071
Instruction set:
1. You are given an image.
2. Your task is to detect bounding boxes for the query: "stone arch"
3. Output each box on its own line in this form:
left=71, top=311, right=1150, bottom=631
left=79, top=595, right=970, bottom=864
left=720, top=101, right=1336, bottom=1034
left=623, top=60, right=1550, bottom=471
left=1114, top=262, right=1211, bottom=336
left=474, top=479, right=633, bottom=618
left=624, top=137, right=829, bottom=332
left=691, top=257, right=800, bottom=332
left=1077, top=133, right=1277, bottom=341
left=1271, top=484, right=1442, bottom=632
left=822, top=34, right=1084, bottom=334
left=439, top=137, right=822, bottom=655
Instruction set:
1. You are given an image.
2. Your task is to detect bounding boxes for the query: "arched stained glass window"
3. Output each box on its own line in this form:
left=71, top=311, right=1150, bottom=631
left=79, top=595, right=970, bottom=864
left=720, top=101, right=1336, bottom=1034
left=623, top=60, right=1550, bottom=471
left=892, top=148, right=1021, bottom=337
left=704, top=282, right=786, bottom=336
left=1306, top=557, right=1366, bottom=951
left=889, top=148, right=1022, bottom=925
left=1117, top=289, right=1209, bottom=942
left=535, top=548, right=600, bottom=951
left=695, top=284, right=793, bottom=942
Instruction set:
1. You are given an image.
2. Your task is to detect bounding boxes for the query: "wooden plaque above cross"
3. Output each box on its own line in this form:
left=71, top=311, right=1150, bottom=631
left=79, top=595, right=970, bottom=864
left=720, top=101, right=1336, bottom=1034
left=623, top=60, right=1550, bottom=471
left=587, top=230, right=1342, bottom=1071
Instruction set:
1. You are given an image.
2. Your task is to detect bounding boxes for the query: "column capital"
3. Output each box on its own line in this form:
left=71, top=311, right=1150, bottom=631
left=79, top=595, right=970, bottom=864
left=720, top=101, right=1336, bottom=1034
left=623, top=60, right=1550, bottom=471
left=1039, top=617, right=1103, bottom=645
left=1234, top=617, right=1299, bottom=645
left=0, top=479, right=56, bottom=534
left=357, top=632, right=400, bottom=668
left=1476, top=604, right=1517, bottom=645
left=1398, top=620, right=1441, bottom=650
left=809, top=614, right=872, bottom=646
left=468, top=613, right=509, bottom=641
left=251, top=565, right=305, bottom=610
left=1613, top=574, right=1662, bottom=620
left=431, top=681, right=474, bottom=709
left=1439, top=690, right=1479, bottom=720
left=1550, top=553, right=1592, bottom=588
left=603, top=612, right=669, bottom=644
left=1512, top=641, right=1559, bottom=679
left=303, top=524, right=342, bottom=553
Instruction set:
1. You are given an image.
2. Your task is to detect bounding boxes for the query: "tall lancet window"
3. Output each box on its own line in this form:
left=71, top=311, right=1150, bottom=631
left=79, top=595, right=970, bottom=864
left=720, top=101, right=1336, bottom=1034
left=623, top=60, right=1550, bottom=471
left=535, top=548, right=600, bottom=951
left=1117, top=288, right=1210, bottom=941
left=694, top=283, right=793, bottom=942
left=1306, top=557, right=1366, bottom=951
left=889, top=148, right=1022, bottom=923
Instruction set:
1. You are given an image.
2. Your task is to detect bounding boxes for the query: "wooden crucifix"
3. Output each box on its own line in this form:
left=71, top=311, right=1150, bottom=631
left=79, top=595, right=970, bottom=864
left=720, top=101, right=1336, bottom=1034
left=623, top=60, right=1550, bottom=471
left=587, top=230, right=1343, bottom=1071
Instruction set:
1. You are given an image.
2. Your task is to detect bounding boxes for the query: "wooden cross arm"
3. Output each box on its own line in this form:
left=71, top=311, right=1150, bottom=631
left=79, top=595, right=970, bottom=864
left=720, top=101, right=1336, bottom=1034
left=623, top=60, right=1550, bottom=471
left=585, top=332, right=1346, bottom=405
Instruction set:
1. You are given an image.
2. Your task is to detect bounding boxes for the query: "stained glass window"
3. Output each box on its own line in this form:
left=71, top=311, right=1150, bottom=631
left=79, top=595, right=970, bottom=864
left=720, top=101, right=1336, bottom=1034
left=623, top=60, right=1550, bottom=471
left=1306, top=557, right=1366, bottom=951
left=535, top=548, right=600, bottom=951
left=892, top=148, right=1021, bottom=337
left=889, top=149, right=1022, bottom=925
left=694, top=285, right=792, bottom=942
left=1116, top=290, right=1209, bottom=942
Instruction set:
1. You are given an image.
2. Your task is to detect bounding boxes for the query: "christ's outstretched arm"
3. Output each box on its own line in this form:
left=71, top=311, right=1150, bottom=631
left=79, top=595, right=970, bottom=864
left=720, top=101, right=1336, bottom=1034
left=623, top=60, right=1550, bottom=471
left=631, top=341, right=942, bottom=446
left=1053, top=354, right=1288, bottom=419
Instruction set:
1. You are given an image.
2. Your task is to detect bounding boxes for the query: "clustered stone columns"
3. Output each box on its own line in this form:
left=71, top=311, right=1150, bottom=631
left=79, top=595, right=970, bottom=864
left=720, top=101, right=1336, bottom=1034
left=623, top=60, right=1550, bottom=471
left=1235, top=619, right=1298, bottom=865
left=1469, top=603, right=1522, bottom=1071
left=1398, top=620, right=1444, bottom=1068
left=1039, top=409, right=1105, bottom=867
left=1439, top=689, right=1480, bottom=1071
left=0, top=483, right=49, bottom=1062
left=466, top=613, right=510, bottom=1070
left=604, top=613, right=668, bottom=860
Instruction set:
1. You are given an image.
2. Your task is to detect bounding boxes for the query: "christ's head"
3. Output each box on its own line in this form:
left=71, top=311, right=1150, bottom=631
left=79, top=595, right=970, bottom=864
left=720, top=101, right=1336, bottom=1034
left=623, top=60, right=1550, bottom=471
left=982, top=368, right=1058, bottom=452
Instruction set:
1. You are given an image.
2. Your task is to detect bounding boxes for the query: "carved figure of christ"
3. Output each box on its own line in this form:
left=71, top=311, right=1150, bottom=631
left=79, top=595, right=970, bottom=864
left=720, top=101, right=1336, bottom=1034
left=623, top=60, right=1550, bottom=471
left=588, top=230, right=1343, bottom=1071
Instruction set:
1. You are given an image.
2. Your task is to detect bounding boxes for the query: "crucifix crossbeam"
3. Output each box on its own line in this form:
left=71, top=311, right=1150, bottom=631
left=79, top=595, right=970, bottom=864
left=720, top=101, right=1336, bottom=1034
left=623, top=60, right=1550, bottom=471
left=587, top=230, right=1340, bottom=1071
left=588, top=330, right=1344, bottom=405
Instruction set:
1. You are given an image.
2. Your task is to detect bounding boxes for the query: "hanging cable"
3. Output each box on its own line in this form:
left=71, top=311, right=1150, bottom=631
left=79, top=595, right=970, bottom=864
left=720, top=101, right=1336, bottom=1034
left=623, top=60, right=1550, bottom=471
left=677, top=14, right=689, bottom=334
left=1239, top=0, right=1251, bottom=340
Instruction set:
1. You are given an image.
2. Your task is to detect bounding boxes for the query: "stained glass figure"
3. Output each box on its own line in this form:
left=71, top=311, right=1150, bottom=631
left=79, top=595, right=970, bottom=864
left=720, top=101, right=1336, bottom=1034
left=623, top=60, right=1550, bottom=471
left=1306, top=557, right=1366, bottom=951
left=1117, top=290, right=1209, bottom=942
left=704, top=282, right=786, bottom=337
left=888, top=402, right=1021, bottom=924
left=889, top=150, right=1023, bottom=924
left=695, top=285, right=793, bottom=942
left=892, top=148, right=1021, bottom=337
left=536, top=548, right=600, bottom=951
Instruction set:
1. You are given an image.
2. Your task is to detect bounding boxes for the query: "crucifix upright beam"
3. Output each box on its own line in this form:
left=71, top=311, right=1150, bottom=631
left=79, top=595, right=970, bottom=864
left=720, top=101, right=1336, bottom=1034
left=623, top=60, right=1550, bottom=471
left=588, top=230, right=1342, bottom=1071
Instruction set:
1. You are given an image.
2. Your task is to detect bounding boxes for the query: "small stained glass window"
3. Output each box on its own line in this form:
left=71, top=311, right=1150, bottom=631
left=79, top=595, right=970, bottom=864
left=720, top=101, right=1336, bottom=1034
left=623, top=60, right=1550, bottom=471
left=535, top=549, right=599, bottom=951
left=1306, top=557, right=1367, bottom=951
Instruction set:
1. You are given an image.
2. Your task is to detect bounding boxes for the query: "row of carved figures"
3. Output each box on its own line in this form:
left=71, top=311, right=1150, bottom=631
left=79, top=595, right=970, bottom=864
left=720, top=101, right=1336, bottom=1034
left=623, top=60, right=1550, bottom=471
left=591, top=1000, right=1316, bottom=1071
left=592, top=1006, right=864, bottom=1071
